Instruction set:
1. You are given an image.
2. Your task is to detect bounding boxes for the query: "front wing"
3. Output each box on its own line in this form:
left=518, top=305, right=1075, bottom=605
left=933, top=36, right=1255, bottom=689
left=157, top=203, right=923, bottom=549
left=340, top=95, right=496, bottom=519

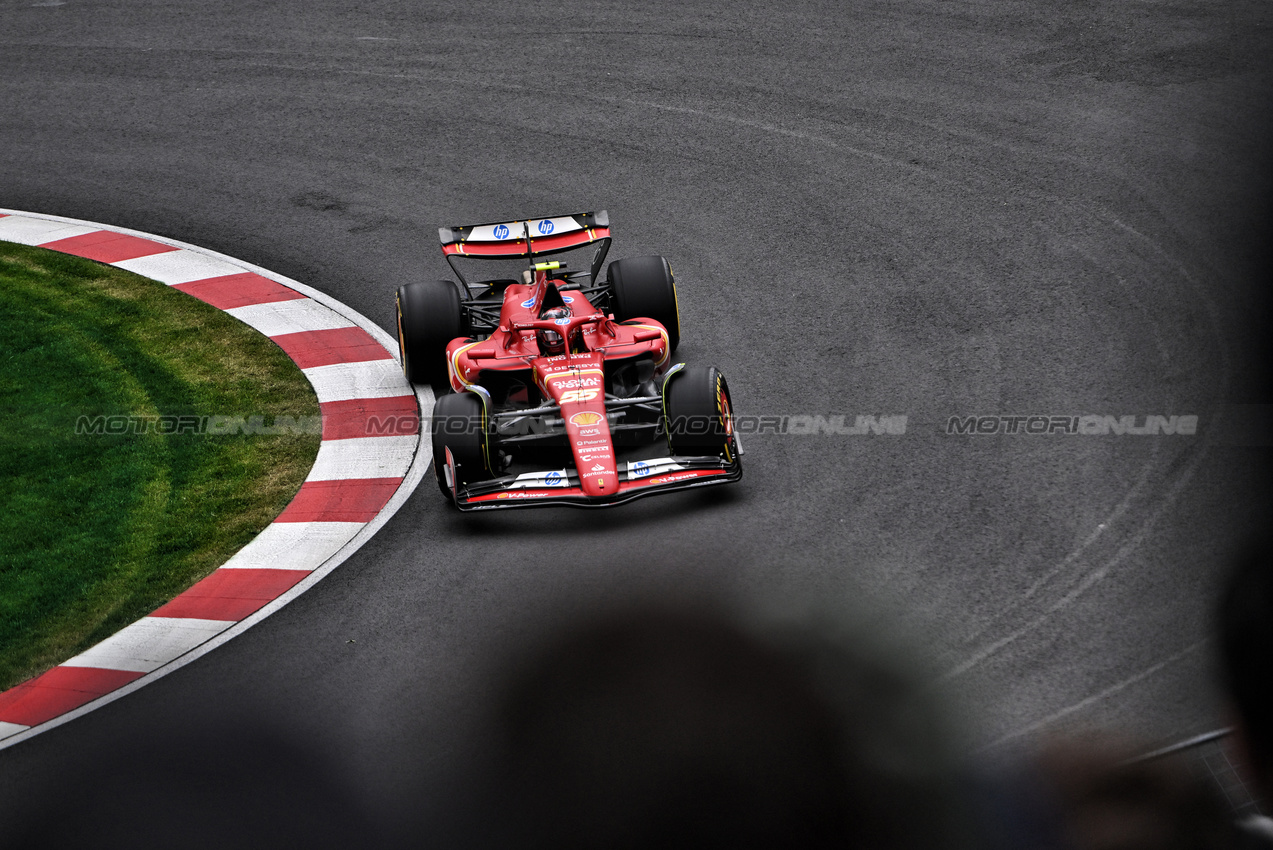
left=442, top=455, right=742, bottom=511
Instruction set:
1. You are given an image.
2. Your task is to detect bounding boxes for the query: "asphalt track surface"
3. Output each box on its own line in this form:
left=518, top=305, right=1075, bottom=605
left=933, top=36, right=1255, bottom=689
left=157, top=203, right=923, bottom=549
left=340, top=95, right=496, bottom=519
left=1, top=0, right=1271, bottom=834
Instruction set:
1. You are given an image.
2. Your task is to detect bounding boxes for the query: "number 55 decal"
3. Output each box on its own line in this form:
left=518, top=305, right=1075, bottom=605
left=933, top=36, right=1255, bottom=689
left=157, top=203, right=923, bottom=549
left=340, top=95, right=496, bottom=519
left=560, top=388, right=600, bottom=404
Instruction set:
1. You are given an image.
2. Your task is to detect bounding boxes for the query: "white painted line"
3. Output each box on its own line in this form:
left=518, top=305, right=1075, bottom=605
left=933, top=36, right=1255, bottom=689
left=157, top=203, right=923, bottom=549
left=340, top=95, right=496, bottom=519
left=304, top=359, right=411, bottom=403
left=0, top=215, right=97, bottom=245
left=0, top=722, right=29, bottom=741
left=112, top=249, right=246, bottom=285
left=226, top=298, right=357, bottom=337
left=1124, top=728, right=1233, bottom=765
left=307, top=435, right=418, bottom=481
left=219, top=521, right=365, bottom=570
left=60, top=618, right=235, bottom=674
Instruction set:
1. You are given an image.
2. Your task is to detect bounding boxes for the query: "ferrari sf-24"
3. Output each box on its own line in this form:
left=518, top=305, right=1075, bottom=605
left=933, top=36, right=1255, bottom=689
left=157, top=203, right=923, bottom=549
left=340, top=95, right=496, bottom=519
left=395, top=210, right=742, bottom=510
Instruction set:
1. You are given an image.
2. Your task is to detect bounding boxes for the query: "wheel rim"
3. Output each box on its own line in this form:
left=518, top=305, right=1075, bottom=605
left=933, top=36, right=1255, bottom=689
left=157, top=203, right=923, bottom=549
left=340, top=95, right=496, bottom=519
left=718, top=385, right=733, bottom=436
left=717, top=376, right=734, bottom=461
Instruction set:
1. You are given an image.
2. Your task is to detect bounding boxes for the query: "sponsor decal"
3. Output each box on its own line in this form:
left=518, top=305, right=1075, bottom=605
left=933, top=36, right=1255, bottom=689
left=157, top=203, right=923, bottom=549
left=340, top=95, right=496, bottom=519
left=542, top=367, right=603, bottom=381
left=493, top=224, right=510, bottom=239
left=590, top=463, right=606, bottom=472
left=652, top=472, right=700, bottom=485
left=544, top=471, right=564, bottom=487
left=554, top=317, right=571, bottom=325
left=553, top=376, right=601, bottom=390
left=495, top=490, right=551, bottom=500
left=596, top=478, right=605, bottom=488
left=537, top=219, right=555, bottom=235
left=577, top=426, right=602, bottom=437
left=521, top=296, right=537, bottom=309
left=576, top=438, right=608, bottom=447
left=560, top=388, right=601, bottom=404
left=562, top=295, right=574, bottom=303
left=632, top=461, right=651, bottom=478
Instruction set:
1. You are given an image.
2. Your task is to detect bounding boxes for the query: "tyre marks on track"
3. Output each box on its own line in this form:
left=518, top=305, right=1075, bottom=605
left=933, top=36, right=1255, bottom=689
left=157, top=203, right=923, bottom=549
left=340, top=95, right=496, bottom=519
left=572, top=93, right=1232, bottom=734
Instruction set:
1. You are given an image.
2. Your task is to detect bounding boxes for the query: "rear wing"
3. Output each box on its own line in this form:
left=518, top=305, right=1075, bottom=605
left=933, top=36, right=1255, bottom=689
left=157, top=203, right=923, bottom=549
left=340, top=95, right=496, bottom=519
left=439, top=210, right=613, bottom=296
left=439, top=210, right=610, bottom=259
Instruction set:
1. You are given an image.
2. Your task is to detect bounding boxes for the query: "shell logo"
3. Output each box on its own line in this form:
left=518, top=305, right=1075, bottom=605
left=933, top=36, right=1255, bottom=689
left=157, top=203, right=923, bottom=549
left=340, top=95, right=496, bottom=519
left=570, top=411, right=604, bottom=427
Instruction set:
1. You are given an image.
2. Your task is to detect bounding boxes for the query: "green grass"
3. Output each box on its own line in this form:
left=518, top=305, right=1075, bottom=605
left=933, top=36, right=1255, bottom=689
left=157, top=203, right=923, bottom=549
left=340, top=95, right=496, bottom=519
left=0, top=242, right=320, bottom=691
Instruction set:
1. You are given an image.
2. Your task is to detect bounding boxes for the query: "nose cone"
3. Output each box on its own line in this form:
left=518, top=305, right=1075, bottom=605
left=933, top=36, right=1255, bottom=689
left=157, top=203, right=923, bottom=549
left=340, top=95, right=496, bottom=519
left=581, top=470, right=616, bottom=497
left=566, top=408, right=617, bottom=498
left=535, top=354, right=616, bottom=500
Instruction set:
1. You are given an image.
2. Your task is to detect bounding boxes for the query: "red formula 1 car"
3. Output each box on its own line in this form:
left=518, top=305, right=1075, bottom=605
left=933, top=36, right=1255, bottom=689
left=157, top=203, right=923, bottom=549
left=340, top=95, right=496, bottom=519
left=395, top=210, right=742, bottom=510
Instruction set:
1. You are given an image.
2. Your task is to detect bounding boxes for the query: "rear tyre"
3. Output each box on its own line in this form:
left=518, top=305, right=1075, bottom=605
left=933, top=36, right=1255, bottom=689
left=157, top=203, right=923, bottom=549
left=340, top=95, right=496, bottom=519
left=663, top=366, right=735, bottom=458
left=397, top=280, right=462, bottom=388
left=607, top=255, right=680, bottom=354
left=431, top=391, right=491, bottom=500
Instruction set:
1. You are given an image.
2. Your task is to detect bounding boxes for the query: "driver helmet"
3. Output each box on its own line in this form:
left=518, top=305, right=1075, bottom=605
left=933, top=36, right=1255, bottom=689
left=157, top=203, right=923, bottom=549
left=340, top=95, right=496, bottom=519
left=537, top=306, right=571, bottom=354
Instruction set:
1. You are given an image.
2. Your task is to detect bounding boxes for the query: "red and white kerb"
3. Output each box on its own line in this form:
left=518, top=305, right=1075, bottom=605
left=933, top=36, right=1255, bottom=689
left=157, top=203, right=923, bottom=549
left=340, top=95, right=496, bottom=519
left=0, top=211, right=426, bottom=747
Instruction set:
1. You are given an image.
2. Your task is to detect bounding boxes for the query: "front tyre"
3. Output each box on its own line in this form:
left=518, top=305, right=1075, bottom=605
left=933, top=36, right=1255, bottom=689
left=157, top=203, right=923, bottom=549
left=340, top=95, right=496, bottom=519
left=606, top=255, right=680, bottom=354
left=663, top=366, right=736, bottom=460
left=431, top=391, right=491, bottom=500
left=397, top=280, right=462, bottom=388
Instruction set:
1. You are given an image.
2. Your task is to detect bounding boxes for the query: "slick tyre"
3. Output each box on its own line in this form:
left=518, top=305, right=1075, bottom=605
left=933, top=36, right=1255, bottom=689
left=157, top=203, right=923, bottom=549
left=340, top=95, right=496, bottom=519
left=431, top=391, right=491, bottom=500
left=664, top=366, right=736, bottom=459
left=397, top=280, right=462, bottom=388
left=606, top=255, right=680, bottom=354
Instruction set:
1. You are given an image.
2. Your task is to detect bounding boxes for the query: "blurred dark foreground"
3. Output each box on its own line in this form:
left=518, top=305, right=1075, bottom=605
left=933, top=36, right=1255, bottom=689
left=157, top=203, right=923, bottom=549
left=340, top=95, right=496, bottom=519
left=5, top=586, right=1268, bottom=849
